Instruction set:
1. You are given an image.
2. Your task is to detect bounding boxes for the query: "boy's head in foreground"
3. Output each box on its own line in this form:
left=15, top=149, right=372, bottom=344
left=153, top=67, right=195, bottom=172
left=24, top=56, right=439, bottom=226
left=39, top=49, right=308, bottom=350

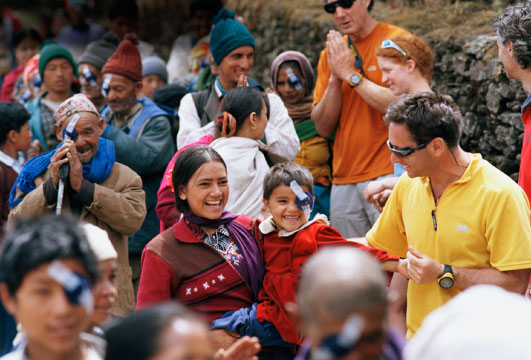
left=0, top=215, right=99, bottom=358
left=263, top=162, right=314, bottom=232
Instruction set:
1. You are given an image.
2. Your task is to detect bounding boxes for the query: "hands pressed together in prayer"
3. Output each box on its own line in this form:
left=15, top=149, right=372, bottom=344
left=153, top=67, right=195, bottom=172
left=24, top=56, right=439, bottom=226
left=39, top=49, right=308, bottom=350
left=397, top=246, right=445, bottom=284
left=50, top=139, right=84, bottom=192
left=325, top=30, right=357, bottom=82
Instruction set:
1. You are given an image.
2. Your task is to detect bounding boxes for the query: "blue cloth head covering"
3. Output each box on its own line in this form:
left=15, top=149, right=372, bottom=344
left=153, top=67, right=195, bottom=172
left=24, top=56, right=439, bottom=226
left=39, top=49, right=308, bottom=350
left=210, top=9, right=255, bottom=65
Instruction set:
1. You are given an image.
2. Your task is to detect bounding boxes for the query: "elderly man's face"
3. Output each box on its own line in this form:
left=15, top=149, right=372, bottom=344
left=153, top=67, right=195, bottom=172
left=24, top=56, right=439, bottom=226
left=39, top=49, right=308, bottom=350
left=104, top=74, right=140, bottom=117
left=56, top=112, right=103, bottom=164
left=308, top=310, right=387, bottom=360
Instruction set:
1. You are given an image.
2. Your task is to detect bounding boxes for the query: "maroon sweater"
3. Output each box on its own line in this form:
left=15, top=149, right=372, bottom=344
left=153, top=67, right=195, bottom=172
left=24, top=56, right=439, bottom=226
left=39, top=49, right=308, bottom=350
left=136, top=216, right=256, bottom=323
left=0, top=162, right=18, bottom=239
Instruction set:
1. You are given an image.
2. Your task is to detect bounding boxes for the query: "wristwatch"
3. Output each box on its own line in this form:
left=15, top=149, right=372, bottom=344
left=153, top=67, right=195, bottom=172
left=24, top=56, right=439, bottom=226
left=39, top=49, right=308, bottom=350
left=437, top=264, right=454, bottom=289
left=348, top=73, right=363, bottom=88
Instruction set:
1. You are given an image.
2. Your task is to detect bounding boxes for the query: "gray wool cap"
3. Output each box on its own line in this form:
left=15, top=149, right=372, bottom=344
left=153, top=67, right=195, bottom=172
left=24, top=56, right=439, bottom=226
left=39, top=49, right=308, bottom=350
left=142, top=56, right=168, bottom=83
left=78, top=31, right=120, bottom=69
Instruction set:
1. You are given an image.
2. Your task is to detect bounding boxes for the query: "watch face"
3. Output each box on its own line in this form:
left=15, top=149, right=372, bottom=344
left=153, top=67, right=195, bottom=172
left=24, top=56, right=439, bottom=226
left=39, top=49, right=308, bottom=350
left=439, top=276, right=454, bottom=289
left=350, top=74, right=361, bottom=85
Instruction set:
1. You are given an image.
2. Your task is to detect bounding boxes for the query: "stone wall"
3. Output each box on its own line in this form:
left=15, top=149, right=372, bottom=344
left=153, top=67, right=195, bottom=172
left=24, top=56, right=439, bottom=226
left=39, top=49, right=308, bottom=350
left=226, top=0, right=524, bottom=180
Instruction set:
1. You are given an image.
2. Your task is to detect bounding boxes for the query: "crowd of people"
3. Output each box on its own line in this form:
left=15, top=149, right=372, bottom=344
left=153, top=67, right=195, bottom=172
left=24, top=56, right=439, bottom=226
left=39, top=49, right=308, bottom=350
left=1, top=0, right=531, bottom=359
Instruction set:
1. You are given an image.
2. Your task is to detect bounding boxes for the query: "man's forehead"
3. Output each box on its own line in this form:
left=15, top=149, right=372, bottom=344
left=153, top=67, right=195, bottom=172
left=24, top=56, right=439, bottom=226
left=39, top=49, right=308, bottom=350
left=106, top=73, right=135, bottom=86
left=62, top=112, right=99, bottom=128
left=227, top=45, right=254, bottom=56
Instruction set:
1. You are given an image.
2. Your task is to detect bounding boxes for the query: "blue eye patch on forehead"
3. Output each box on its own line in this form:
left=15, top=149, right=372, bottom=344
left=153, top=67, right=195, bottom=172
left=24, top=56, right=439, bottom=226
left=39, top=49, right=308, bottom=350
left=290, top=180, right=314, bottom=214
left=62, top=113, right=79, bottom=141
left=47, top=260, right=93, bottom=313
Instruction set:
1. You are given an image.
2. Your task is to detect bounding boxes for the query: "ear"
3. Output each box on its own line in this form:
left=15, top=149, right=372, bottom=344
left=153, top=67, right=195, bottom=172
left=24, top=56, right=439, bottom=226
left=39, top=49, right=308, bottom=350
left=55, top=124, right=63, bottom=141
left=0, top=283, right=16, bottom=317
left=262, top=198, right=270, bottom=213
left=134, top=81, right=143, bottom=97
left=506, top=40, right=514, bottom=55
left=97, top=117, right=104, bottom=136
left=429, top=137, right=445, bottom=155
left=6, top=129, right=18, bottom=144
left=178, top=185, right=187, bottom=201
left=406, top=59, right=416, bottom=74
left=249, top=112, right=257, bottom=126
left=284, top=301, right=303, bottom=335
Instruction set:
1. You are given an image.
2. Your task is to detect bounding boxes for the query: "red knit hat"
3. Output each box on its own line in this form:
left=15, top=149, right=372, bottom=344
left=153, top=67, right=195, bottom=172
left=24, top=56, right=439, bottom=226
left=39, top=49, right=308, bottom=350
left=102, top=33, right=142, bottom=82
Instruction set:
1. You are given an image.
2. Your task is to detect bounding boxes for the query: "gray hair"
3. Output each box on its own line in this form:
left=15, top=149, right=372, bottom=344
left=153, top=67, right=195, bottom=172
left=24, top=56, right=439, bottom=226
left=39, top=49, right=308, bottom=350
left=297, top=246, right=388, bottom=326
left=493, top=1, right=531, bottom=70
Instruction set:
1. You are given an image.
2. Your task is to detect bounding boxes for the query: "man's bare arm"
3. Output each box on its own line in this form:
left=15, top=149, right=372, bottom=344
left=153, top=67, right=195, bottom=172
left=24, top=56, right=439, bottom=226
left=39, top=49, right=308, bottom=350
left=453, top=267, right=530, bottom=294
left=311, top=75, right=342, bottom=138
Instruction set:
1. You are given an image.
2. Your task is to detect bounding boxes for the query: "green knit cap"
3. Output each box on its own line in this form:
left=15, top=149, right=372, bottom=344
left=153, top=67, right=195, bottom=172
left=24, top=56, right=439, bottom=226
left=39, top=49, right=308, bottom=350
left=210, top=9, right=255, bottom=65
left=39, top=42, right=78, bottom=79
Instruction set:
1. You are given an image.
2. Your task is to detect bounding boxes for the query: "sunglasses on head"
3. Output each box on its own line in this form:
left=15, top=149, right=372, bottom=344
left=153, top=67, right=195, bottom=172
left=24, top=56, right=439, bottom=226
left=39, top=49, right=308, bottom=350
left=381, top=39, right=407, bottom=57
left=324, top=0, right=355, bottom=14
left=387, top=139, right=430, bottom=158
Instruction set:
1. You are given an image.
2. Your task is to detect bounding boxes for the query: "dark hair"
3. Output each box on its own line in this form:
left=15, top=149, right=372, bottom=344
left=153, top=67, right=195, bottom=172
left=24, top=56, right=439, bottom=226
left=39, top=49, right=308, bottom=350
left=105, top=302, right=201, bottom=360
left=384, top=92, right=462, bottom=148
left=263, top=162, right=314, bottom=200
left=190, top=0, right=223, bottom=18
left=0, top=215, right=100, bottom=296
left=322, top=0, right=373, bottom=12
left=108, top=0, right=139, bottom=21
left=0, top=103, right=31, bottom=146
left=172, top=146, right=227, bottom=213
left=493, top=1, right=531, bottom=70
left=217, top=87, right=269, bottom=136
left=13, top=28, right=43, bottom=49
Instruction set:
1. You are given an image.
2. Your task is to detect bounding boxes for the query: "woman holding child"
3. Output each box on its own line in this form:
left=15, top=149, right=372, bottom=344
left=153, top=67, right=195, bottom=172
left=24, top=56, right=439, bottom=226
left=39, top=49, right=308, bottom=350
left=139, top=145, right=403, bottom=356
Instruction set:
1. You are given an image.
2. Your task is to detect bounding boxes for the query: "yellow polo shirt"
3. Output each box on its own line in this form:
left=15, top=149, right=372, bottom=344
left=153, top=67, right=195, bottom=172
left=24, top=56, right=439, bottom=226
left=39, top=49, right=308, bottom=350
left=367, top=154, right=531, bottom=337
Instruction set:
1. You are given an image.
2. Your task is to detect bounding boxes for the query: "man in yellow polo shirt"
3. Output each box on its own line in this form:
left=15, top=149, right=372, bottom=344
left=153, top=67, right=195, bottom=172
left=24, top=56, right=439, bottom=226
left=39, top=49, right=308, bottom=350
left=366, top=92, right=531, bottom=337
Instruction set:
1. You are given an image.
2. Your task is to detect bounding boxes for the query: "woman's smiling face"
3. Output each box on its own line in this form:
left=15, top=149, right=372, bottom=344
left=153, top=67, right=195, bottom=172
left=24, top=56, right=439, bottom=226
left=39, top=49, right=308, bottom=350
left=178, top=161, right=229, bottom=219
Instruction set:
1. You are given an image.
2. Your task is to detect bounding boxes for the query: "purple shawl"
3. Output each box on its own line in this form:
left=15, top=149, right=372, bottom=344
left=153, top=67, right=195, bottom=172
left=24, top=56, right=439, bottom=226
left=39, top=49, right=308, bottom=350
left=183, top=211, right=264, bottom=299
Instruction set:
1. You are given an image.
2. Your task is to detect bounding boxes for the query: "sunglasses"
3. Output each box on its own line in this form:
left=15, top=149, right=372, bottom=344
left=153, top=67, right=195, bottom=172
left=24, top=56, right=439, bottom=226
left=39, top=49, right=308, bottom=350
left=387, top=139, right=430, bottom=158
left=324, top=0, right=355, bottom=14
left=381, top=40, right=407, bottom=57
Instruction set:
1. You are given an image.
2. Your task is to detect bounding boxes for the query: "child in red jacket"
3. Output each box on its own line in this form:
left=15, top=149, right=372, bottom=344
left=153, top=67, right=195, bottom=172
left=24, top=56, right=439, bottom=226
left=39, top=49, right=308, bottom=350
left=212, top=163, right=400, bottom=348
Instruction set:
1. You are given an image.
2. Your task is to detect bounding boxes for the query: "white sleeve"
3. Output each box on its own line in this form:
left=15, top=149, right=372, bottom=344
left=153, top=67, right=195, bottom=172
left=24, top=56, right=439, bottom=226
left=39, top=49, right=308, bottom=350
left=176, top=93, right=215, bottom=149
left=260, top=93, right=300, bottom=162
left=166, top=35, right=193, bottom=83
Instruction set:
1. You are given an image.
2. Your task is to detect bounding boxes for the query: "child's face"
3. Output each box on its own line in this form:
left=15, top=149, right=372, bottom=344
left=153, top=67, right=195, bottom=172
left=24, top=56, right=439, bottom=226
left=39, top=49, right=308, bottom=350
left=141, top=74, right=165, bottom=99
left=263, top=184, right=310, bottom=232
left=1, top=258, right=91, bottom=356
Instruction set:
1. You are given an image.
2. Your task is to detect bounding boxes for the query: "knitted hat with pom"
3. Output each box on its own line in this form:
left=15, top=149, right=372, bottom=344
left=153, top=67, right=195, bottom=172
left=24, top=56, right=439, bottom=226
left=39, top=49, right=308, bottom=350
left=102, top=33, right=142, bottom=82
left=209, top=9, right=255, bottom=65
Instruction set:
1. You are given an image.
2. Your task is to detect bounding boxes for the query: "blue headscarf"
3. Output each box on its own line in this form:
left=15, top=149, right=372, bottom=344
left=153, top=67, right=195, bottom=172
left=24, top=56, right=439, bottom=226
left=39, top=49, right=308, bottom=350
left=9, top=138, right=116, bottom=208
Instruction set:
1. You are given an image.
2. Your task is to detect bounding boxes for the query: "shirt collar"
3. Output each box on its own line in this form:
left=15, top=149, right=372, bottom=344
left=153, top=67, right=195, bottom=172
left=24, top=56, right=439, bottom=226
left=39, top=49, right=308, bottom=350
left=259, top=213, right=329, bottom=237
left=0, top=150, right=24, bottom=173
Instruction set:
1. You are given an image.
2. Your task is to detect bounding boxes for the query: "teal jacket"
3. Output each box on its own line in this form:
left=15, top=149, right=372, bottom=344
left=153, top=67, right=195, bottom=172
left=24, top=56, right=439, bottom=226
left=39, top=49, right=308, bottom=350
left=102, top=97, right=175, bottom=253
left=25, top=92, right=48, bottom=151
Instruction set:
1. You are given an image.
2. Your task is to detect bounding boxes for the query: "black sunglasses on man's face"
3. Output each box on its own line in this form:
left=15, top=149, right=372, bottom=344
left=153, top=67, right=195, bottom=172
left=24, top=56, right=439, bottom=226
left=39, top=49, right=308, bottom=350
left=324, top=0, right=355, bottom=14
left=386, top=139, right=430, bottom=158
